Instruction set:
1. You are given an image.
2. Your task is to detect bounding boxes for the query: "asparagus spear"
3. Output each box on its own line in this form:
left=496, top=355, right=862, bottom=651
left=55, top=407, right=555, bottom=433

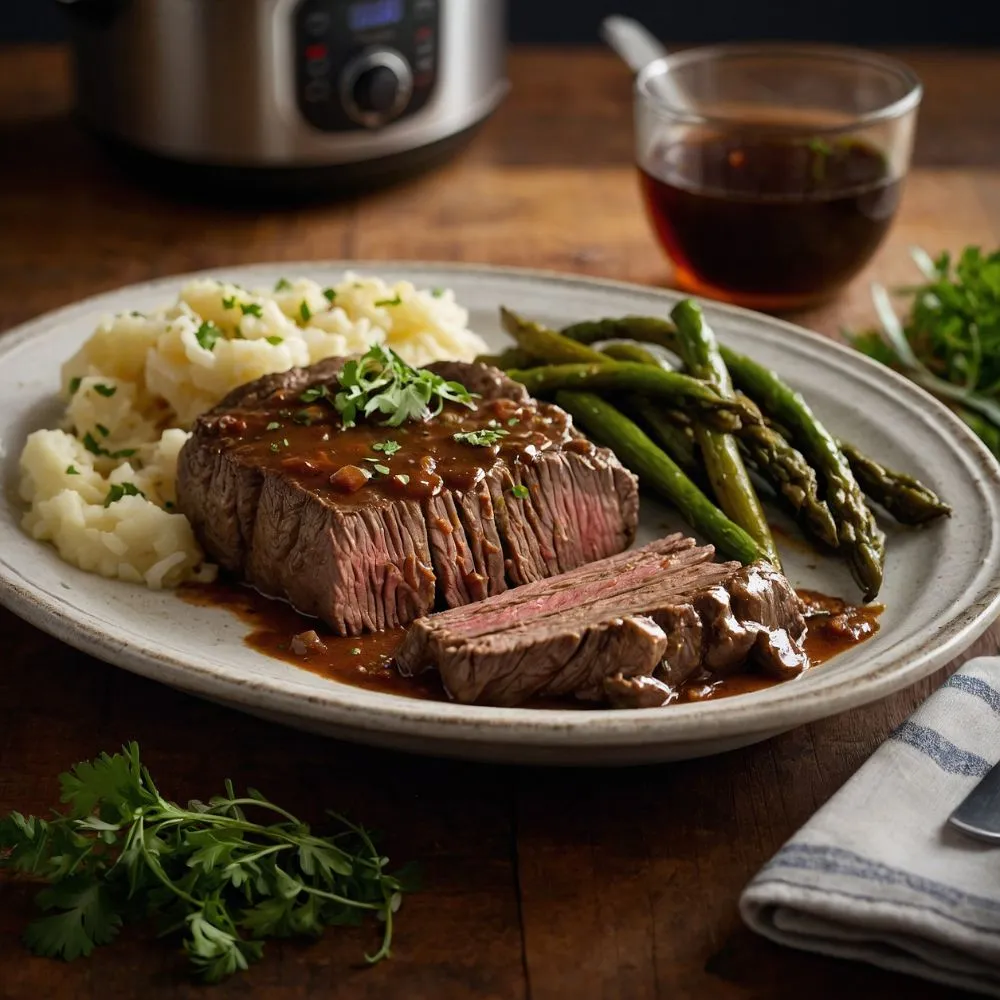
left=560, top=315, right=900, bottom=596
left=561, top=317, right=948, bottom=521
left=599, top=341, right=666, bottom=367
left=670, top=301, right=780, bottom=567
left=506, top=362, right=751, bottom=432
left=475, top=347, right=538, bottom=369
left=729, top=392, right=839, bottom=547
left=555, top=391, right=768, bottom=565
left=719, top=347, right=886, bottom=600
left=838, top=442, right=952, bottom=524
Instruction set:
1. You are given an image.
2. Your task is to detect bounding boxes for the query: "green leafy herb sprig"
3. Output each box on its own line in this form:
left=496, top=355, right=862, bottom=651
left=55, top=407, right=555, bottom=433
left=852, top=246, right=1000, bottom=458
left=301, top=345, right=476, bottom=429
left=0, top=744, right=410, bottom=983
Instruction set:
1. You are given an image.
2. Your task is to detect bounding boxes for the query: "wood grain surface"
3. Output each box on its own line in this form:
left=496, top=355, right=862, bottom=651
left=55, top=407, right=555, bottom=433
left=1, top=45, right=998, bottom=1000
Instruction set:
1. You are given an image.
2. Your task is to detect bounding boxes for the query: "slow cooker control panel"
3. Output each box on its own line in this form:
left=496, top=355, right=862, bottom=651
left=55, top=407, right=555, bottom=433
left=294, top=0, right=439, bottom=131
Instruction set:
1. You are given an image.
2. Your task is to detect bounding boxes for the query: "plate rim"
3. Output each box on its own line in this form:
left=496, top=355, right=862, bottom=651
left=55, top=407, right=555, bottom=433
left=2, top=259, right=999, bottom=751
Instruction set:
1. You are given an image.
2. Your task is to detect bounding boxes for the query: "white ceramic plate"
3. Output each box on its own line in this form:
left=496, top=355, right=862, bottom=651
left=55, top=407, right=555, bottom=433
left=2, top=263, right=999, bottom=765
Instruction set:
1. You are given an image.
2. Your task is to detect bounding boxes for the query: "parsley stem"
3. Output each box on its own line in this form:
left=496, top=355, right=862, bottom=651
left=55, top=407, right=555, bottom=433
left=300, top=885, right=383, bottom=911
left=225, top=843, right=292, bottom=867
left=135, top=816, right=203, bottom=908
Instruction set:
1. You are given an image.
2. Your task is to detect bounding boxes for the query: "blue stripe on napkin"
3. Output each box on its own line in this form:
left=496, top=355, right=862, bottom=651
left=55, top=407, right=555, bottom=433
left=888, top=721, right=992, bottom=777
left=945, top=673, right=1000, bottom=715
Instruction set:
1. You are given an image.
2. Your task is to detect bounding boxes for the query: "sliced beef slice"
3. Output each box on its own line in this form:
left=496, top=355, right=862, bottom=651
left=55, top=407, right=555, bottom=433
left=396, top=536, right=809, bottom=706
left=177, top=358, right=638, bottom=635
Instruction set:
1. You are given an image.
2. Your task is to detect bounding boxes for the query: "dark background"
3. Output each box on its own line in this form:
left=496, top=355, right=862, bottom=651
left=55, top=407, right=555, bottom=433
left=3, top=0, right=998, bottom=46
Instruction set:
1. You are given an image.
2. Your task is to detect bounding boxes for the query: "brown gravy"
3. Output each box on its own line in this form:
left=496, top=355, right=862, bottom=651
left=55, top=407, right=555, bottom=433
left=179, top=579, right=883, bottom=708
left=200, top=387, right=591, bottom=507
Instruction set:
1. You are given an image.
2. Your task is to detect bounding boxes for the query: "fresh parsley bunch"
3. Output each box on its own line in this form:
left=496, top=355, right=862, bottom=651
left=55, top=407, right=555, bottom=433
left=310, top=345, right=477, bottom=428
left=852, top=246, right=1000, bottom=457
left=0, top=744, right=411, bottom=982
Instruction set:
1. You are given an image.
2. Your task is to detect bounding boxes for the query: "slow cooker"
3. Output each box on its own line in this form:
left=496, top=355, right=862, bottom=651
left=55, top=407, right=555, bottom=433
left=57, top=0, right=508, bottom=199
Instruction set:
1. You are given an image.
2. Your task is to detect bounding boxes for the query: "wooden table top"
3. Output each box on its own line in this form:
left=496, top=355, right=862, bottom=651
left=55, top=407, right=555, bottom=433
left=1, top=44, right=998, bottom=1000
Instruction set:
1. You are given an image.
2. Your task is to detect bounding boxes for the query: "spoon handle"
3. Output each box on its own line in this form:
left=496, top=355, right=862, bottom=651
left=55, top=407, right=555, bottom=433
left=600, top=16, right=668, bottom=73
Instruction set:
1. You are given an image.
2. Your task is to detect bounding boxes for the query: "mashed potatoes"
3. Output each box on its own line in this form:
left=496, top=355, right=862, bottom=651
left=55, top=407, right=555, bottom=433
left=19, top=274, right=486, bottom=589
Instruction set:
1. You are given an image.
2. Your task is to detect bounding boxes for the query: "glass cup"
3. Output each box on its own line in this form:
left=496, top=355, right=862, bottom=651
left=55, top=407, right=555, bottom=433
left=635, top=45, right=922, bottom=311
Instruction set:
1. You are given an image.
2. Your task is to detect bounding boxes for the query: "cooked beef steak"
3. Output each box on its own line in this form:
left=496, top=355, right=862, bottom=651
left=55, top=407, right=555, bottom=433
left=176, top=359, right=638, bottom=635
left=395, top=535, right=808, bottom=707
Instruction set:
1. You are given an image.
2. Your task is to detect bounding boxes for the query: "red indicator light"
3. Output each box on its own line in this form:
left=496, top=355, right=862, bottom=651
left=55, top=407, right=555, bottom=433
left=415, top=26, right=432, bottom=41
left=305, top=43, right=328, bottom=61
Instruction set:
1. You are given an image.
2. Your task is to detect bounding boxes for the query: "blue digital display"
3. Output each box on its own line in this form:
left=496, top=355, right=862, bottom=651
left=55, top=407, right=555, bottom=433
left=348, top=0, right=404, bottom=31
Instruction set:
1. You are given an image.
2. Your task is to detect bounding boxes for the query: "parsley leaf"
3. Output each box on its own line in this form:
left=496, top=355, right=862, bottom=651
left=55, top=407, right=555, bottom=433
left=430, top=288, right=444, bottom=298
left=851, top=245, right=1000, bottom=458
left=372, top=440, right=401, bottom=456
left=510, top=484, right=529, bottom=499
left=395, top=474, right=410, bottom=485
left=293, top=410, right=313, bottom=426
left=374, top=296, right=402, bottom=308
left=274, top=278, right=292, bottom=291
left=266, top=421, right=281, bottom=431
left=372, top=464, right=390, bottom=476
left=103, top=482, right=144, bottom=507
left=0, top=743, right=407, bottom=982
left=195, top=322, right=224, bottom=352
left=299, top=385, right=331, bottom=404
left=222, top=295, right=236, bottom=310
left=95, top=424, right=110, bottom=437
left=265, top=335, right=284, bottom=346
left=299, top=301, right=311, bottom=323
left=93, top=383, right=117, bottom=398
left=65, top=465, right=80, bottom=475
left=68, top=377, right=82, bottom=395
left=23, top=880, right=122, bottom=961
left=239, top=303, right=263, bottom=318
left=323, top=288, right=337, bottom=303
left=333, top=345, right=477, bottom=429
left=454, top=428, right=509, bottom=447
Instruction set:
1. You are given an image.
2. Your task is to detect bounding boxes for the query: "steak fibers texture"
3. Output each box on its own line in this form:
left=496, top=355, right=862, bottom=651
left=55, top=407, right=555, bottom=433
left=177, top=360, right=639, bottom=635
left=396, top=535, right=808, bottom=707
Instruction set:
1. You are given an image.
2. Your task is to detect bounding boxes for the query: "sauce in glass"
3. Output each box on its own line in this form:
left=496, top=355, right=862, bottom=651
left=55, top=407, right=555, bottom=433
left=640, top=135, right=900, bottom=310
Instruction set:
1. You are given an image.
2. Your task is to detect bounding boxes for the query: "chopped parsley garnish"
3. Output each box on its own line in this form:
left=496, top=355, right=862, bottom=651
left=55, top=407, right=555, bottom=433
left=351, top=647, right=362, bottom=655
left=269, top=442, right=279, bottom=452
left=68, top=377, right=82, bottom=395
left=92, top=383, right=117, bottom=398
left=130, top=310, right=145, bottom=318
left=195, top=321, right=224, bottom=352
left=239, top=303, right=263, bottom=318
left=323, top=288, right=337, bottom=302
left=266, top=421, right=281, bottom=431
left=282, top=438, right=289, bottom=448
left=95, top=424, right=110, bottom=438
left=510, top=484, right=529, bottom=499
left=274, top=278, right=292, bottom=291
left=372, top=439, right=401, bottom=456
left=372, top=464, right=390, bottom=476
left=454, top=428, right=509, bottom=447
left=65, top=465, right=79, bottom=475
left=507, top=417, right=520, bottom=426
left=333, top=344, right=476, bottom=429
left=431, top=288, right=444, bottom=297
left=82, top=432, right=104, bottom=455
left=104, top=482, right=144, bottom=507
left=396, top=474, right=410, bottom=485
left=299, top=301, right=311, bottom=322
left=221, top=295, right=236, bottom=310
left=265, top=335, right=284, bottom=346
left=374, top=295, right=402, bottom=308
left=164, top=501, right=175, bottom=510
left=292, top=410, right=313, bottom=426
left=299, top=385, right=331, bottom=404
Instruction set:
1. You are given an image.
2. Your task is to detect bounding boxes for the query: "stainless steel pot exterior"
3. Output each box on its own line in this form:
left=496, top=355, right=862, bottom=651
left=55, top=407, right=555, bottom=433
left=69, top=0, right=507, bottom=167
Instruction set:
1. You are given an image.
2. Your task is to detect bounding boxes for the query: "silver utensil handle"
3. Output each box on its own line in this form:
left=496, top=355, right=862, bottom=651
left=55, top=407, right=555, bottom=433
left=599, top=16, right=668, bottom=73
left=948, top=757, right=1000, bottom=843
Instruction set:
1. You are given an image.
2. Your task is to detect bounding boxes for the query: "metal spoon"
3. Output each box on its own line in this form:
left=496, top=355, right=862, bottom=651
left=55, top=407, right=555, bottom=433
left=600, top=15, right=693, bottom=111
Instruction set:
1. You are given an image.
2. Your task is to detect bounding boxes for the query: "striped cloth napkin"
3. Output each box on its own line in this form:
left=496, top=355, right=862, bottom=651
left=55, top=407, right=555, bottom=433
left=741, top=656, right=1000, bottom=996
